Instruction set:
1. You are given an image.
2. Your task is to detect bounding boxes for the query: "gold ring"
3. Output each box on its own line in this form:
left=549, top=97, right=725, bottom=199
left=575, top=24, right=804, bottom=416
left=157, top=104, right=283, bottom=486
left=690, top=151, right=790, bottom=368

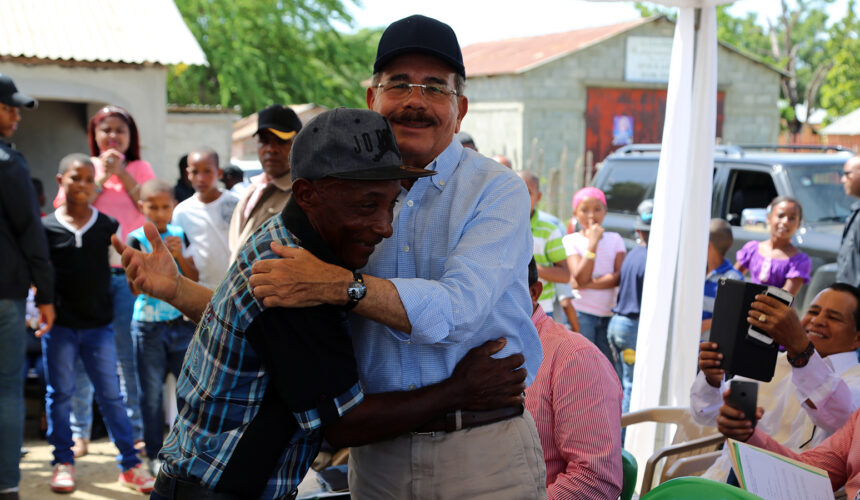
left=758, top=313, right=767, bottom=323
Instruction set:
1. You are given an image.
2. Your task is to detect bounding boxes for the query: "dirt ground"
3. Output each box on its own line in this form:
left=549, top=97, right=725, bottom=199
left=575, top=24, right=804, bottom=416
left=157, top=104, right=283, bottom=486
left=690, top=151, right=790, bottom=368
left=19, top=438, right=147, bottom=500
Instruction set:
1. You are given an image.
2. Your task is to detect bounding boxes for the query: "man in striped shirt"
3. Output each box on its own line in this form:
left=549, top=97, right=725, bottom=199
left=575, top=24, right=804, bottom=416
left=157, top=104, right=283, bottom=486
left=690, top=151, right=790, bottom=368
left=524, top=259, right=623, bottom=499
left=518, top=170, right=571, bottom=318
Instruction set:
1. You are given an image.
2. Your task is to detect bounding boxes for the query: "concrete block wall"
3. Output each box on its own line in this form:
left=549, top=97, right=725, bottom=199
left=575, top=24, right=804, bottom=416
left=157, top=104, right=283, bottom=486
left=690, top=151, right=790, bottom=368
left=462, top=18, right=780, bottom=219
left=165, top=110, right=240, bottom=184
left=0, top=62, right=170, bottom=185
left=717, top=50, right=781, bottom=145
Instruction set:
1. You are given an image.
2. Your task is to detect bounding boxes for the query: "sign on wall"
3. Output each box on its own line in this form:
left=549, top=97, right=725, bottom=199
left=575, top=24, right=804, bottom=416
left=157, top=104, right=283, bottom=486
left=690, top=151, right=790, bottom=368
left=625, top=36, right=673, bottom=83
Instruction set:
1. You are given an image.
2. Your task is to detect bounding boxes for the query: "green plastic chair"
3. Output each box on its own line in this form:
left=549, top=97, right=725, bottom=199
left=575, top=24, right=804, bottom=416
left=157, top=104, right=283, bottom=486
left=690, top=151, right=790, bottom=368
left=640, top=476, right=764, bottom=500
left=621, top=449, right=638, bottom=500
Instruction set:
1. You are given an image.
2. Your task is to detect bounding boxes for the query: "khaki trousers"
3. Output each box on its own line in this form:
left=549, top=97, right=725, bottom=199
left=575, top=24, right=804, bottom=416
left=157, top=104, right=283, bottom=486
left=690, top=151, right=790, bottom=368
left=349, top=410, right=547, bottom=499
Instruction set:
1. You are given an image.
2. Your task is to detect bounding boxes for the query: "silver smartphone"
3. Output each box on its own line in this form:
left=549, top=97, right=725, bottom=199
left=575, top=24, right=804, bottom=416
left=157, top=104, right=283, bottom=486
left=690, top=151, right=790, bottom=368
left=746, top=286, right=794, bottom=346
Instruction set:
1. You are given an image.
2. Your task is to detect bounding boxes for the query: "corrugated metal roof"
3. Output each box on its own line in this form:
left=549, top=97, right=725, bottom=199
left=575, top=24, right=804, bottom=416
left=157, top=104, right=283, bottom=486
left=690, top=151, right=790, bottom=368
left=0, top=0, right=207, bottom=66
left=463, top=18, right=652, bottom=77
left=821, top=107, right=860, bottom=136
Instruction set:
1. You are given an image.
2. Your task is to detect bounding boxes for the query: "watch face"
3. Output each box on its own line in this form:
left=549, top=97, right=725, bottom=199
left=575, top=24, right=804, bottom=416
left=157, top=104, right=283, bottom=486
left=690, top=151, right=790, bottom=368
left=347, top=281, right=367, bottom=300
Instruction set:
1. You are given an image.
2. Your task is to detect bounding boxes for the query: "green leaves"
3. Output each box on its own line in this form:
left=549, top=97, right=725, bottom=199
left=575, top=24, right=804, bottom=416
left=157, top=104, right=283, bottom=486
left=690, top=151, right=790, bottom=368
left=820, top=0, right=860, bottom=122
left=168, top=0, right=382, bottom=114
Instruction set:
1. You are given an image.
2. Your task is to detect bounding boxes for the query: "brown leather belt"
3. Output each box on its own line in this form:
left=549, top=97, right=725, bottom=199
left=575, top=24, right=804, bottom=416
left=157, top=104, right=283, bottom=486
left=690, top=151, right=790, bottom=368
left=412, top=405, right=524, bottom=434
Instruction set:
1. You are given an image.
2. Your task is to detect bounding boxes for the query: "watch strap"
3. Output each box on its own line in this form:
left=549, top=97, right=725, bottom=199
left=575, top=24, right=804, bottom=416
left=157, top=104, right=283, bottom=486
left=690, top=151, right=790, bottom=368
left=787, top=341, right=815, bottom=368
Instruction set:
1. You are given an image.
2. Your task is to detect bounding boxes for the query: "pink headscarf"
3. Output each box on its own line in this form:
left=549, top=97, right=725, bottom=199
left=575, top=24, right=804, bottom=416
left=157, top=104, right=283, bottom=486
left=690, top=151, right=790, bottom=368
left=572, top=187, right=607, bottom=212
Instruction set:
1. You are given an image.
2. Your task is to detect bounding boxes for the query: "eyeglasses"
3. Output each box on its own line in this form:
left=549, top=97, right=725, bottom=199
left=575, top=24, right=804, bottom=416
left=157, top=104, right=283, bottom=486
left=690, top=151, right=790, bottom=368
left=375, top=81, right=458, bottom=102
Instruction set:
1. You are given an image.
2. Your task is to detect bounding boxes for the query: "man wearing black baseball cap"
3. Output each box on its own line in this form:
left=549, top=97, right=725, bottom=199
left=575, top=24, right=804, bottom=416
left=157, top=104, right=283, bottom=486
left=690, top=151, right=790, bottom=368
left=112, top=108, right=526, bottom=499
left=228, top=104, right=302, bottom=258
left=0, top=73, right=54, bottom=500
left=250, top=15, right=546, bottom=498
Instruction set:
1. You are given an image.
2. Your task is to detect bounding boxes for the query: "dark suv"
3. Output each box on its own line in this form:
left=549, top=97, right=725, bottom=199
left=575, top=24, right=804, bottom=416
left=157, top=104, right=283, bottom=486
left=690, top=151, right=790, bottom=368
left=592, top=144, right=854, bottom=309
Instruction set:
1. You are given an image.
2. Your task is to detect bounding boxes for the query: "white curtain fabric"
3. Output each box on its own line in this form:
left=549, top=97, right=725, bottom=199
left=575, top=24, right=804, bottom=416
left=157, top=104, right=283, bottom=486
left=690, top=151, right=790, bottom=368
left=621, top=6, right=719, bottom=487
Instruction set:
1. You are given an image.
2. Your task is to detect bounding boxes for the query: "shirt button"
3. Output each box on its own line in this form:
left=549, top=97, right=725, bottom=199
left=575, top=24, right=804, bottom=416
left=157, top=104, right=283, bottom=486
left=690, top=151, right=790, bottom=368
left=403, top=245, right=410, bottom=252
left=408, top=384, right=416, bottom=390
left=439, top=180, right=445, bottom=186
left=406, top=200, right=414, bottom=207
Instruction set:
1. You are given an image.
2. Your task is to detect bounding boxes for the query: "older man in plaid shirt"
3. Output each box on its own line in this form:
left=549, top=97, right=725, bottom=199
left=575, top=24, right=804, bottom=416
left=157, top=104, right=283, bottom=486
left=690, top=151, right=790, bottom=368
left=113, top=109, right=527, bottom=500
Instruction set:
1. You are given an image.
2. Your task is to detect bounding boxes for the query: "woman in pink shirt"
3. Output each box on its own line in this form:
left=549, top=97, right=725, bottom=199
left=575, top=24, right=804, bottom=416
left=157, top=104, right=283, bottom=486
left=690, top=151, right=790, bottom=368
left=562, top=187, right=626, bottom=361
left=53, top=106, right=153, bottom=455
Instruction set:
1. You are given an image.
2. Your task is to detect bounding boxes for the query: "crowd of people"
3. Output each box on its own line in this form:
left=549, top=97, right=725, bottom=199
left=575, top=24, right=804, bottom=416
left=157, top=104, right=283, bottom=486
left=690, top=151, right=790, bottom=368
left=3, top=11, right=860, bottom=500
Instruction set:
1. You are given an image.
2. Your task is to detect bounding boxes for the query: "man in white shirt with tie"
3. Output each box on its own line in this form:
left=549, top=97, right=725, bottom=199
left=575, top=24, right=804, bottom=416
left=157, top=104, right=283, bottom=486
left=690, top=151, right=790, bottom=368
left=228, top=105, right=302, bottom=258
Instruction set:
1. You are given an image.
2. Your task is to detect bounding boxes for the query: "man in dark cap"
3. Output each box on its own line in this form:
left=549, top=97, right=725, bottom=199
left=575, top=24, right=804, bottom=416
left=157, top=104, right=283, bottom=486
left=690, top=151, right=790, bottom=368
left=228, top=104, right=302, bottom=258
left=114, top=108, right=526, bottom=500
left=250, top=15, right=546, bottom=498
left=0, top=73, right=54, bottom=500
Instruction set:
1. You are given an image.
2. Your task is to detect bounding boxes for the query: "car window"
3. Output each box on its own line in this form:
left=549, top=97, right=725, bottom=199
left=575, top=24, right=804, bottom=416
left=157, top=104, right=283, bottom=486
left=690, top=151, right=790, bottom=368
left=725, top=169, right=777, bottom=226
left=785, top=164, right=852, bottom=223
left=601, top=162, right=657, bottom=214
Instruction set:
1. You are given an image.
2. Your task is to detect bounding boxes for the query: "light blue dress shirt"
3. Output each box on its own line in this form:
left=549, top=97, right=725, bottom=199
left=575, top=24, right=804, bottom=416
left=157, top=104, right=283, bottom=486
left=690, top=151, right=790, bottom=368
left=351, top=140, right=542, bottom=393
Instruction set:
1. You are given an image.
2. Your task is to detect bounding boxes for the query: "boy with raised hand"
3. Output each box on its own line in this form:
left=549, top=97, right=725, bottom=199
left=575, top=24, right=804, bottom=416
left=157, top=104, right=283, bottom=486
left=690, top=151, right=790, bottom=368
left=127, top=179, right=198, bottom=473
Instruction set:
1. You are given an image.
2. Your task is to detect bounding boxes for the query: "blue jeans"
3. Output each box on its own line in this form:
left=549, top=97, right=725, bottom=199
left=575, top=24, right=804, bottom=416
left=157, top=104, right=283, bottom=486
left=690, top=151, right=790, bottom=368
left=70, top=357, right=93, bottom=440
left=608, top=314, right=639, bottom=414
left=576, top=311, right=613, bottom=362
left=133, top=318, right=194, bottom=459
left=0, top=299, right=26, bottom=489
left=42, top=324, right=140, bottom=470
left=70, top=273, right=142, bottom=441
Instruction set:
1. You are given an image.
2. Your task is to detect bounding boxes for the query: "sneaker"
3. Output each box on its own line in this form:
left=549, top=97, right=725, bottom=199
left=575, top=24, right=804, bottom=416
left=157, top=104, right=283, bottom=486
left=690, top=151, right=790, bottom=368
left=118, top=463, right=155, bottom=494
left=50, top=463, right=75, bottom=493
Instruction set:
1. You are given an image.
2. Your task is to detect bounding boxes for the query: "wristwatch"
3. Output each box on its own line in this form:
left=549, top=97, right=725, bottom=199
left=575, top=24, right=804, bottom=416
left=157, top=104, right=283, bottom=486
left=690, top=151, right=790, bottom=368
left=787, top=341, right=815, bottom=368
left=345, top=272, right=366, bottom=310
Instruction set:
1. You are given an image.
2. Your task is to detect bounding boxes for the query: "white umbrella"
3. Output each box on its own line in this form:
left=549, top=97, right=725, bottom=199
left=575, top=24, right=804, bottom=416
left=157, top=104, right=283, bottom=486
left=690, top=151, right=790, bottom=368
left=590, top=0, right=732, bottom=489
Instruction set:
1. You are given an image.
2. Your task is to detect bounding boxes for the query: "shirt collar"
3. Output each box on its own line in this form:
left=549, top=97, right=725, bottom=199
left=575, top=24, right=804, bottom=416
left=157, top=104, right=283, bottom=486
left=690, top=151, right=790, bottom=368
left=270, top=173, right=293, bottom=191
left=851, top=199, right=860, bottom=211
left=423, top=139, right=462, bottom=191
left=530, top=304, right=550, bottom=333
left=280, top=197, right=344, bottom=269
left=707, top=258, right=734, bottom=278
left=824, top=350, right=860, bottom=374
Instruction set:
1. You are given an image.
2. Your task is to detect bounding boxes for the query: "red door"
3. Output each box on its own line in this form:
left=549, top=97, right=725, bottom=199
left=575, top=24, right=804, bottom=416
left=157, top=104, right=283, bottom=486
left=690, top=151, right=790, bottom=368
left=585, top=87, right=725, bottom=166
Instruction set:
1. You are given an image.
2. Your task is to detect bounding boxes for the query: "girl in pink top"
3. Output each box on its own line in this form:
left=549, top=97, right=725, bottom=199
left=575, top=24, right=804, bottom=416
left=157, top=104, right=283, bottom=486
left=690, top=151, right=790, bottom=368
left=562, top=187, right=626, bottom=360
left=735, top=196, right=811, bottom=296
left=52, top=105, right=152, bottom=453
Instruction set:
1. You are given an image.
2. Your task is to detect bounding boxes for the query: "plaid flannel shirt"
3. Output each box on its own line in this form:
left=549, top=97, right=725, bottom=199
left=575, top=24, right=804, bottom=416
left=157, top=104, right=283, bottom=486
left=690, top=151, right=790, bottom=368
left=159, top=213, right=364, bottom=499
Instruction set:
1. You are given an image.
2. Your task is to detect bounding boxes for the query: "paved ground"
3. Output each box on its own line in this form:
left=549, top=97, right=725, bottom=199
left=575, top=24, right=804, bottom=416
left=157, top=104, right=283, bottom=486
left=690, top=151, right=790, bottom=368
left=19, top=438, right=147, bottom=500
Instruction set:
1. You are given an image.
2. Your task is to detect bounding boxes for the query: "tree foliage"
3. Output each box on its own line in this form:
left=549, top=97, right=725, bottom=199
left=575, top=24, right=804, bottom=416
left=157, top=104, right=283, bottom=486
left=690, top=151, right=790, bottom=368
left=819, top=0, right=860, bottom=121
left=637, top=0, right=843, bottom=136
left=168, top=0, right=382, bottom=114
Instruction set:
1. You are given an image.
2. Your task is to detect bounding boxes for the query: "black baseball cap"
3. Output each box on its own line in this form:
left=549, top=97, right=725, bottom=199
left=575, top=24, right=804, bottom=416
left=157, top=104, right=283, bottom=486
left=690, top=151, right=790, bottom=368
left=290, top=108, right=436, bottom=182
left=0, top=74, right=37, bottom=108
left=373, top=15, right=465, bottom=78
left=255, top=105, right=302, bottom=141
